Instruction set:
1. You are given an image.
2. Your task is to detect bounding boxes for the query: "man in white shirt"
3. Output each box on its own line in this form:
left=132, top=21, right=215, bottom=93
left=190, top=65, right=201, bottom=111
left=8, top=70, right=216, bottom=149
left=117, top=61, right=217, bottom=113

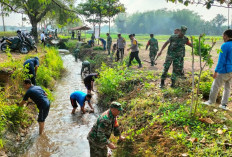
left=41, top=31, right=45, bottom=46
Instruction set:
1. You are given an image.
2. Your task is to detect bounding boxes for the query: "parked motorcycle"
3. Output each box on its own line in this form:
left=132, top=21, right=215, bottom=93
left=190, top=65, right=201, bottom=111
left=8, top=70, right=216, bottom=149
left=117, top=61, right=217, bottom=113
left=0, top=30, right=37, bottom=54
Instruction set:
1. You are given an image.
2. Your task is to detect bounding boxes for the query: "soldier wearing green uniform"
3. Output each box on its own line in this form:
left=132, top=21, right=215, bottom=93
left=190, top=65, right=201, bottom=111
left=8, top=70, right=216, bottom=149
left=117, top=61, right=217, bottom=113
left=146, top=34, right=159, bottom=66
left=81, top=60, right=91, bottom=76
left=87, top=102, right=125, bottom=157
left=106, top=33, right=112, bottom=55
left=158, top=26, right=192, bottom=88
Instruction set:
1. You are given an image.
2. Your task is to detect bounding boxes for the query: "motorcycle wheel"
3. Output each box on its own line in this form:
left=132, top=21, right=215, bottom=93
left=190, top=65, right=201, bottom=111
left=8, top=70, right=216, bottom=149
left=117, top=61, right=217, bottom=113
left=1, top=43, right=8, bottom=52
left=19, top=45, right=29, bottom=54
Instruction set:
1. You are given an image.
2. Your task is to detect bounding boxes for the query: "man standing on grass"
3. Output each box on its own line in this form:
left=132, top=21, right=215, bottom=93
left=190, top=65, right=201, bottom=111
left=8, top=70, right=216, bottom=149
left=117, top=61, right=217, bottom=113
left=202, top=29, right=232, bottom=111
left=78, top=31, right=81, bottom=41
left=116, top=34, right=126, bottom=61
left=87, top=102, right=125, bottom=157
left=127, top=34, right=142, bottom=68
left=23, top=57, right=39, bottom=85
left=84, top=73, right=99, bottom=94
left=174, top=28, right=186, bottom=77
left=18, top=79, right=50, bottom=135
left=70, top=91, right=94, bottom=114
left=157, top=26, right=192, bottom=88
left=106, top=33, right=112, bottom=55
left=146, top=34, right=159, bottom=66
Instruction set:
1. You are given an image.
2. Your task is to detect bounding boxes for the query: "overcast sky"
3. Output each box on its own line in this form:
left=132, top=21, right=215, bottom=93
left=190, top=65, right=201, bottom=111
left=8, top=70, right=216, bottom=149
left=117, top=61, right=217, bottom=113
left=0, top=0, right=230, bottom=27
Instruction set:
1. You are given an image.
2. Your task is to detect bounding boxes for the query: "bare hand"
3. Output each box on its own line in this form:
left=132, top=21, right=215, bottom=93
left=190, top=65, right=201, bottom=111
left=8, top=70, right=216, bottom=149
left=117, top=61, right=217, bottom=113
left=108, top=143, right=116, bottom=149
left=213, top=72, right=218, bottom=79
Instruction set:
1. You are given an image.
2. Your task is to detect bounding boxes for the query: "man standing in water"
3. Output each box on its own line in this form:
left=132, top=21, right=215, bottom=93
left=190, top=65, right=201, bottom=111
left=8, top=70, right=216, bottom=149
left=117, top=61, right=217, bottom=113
left=18, top=79, right=50, bottom=135
left=70, top=91, right=94, bottom=114
left=87, top=102, right=125, bottom=157
left=157, top=26, right=192, bottom=88
left=84, top=73, right=99, bottom=94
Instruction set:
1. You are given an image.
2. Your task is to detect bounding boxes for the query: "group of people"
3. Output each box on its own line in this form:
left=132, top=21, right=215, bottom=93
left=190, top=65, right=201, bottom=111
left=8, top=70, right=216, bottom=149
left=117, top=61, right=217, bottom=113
left=17, top=26, right=232, bottom=157
left=71, top=30, right=82, bottom=41
left=19, top=56, right=122, bottom=157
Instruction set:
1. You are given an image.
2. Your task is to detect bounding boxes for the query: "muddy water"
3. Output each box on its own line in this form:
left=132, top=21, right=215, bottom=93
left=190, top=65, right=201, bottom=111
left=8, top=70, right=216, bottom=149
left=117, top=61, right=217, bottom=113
left=20, top=54, right=99, bottom=157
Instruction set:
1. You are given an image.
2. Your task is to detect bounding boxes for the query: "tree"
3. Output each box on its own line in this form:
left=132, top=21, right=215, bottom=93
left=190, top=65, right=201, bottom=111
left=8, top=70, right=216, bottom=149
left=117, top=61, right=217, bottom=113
left=105, top=0, right=125, bottom=33
left=167, top=0, right=232, bottom=9
left=0, top=0, right=77, bottom=42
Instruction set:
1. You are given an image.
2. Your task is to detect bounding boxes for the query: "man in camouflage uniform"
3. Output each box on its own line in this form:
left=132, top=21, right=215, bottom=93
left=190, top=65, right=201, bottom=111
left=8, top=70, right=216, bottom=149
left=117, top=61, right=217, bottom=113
left=81, top=60, right=91, bottom=76
left=157, top=26, right=192, bottom=88
left=116, top=34, right=126, bottom=61
left=146, top=34, right=159, bottom=66
left=87, top=102, right=125, bottom=157
left=174, top=28, right=185, bottom=77
left=106, top=33, right=112, bottom=55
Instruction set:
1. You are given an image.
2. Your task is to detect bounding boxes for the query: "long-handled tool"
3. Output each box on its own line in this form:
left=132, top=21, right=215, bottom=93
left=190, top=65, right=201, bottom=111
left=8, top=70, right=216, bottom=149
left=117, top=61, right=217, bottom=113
left=154, top=55, right=159, bottom=65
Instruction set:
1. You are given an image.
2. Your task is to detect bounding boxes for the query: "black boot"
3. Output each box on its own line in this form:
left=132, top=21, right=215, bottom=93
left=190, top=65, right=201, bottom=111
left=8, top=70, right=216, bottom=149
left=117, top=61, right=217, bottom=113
left=151, top=61, right=154, bottom=66
left=171, top=79, right=175, bottom=88
left=159, top=79, right=165, bottom=88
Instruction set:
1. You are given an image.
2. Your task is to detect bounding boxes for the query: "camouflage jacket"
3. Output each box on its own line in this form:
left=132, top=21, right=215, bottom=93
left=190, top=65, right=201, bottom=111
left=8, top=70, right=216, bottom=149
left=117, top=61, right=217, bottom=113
left=87, top=109, right=121, bottom=148
left=147, top=37, right=159, bottom=52
left=167, top=34, right=189, bottom=57
left=107, top=36, right=112, bottom=44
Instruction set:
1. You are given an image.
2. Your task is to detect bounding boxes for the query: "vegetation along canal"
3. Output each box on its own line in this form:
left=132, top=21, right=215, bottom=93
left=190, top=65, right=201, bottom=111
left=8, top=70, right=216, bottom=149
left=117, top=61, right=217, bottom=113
left=19, top=54, right=99, bottom=157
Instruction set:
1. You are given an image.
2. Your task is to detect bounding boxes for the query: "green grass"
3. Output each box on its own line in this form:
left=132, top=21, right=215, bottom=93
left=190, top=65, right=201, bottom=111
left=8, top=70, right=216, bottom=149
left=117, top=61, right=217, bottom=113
left=0, top=46, right=63, bottom=148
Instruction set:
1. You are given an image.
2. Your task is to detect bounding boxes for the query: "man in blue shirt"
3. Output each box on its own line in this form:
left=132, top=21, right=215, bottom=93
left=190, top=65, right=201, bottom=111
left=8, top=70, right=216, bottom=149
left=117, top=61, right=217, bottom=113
left=18, top=79, right=50, bottom=135
left=203, top=29, right=232, bottom=110
left=23, top=57, right=39, bottom=85
left=70, top=91, right=94, bottom=114
left=99, top=38, right=106, bottom=50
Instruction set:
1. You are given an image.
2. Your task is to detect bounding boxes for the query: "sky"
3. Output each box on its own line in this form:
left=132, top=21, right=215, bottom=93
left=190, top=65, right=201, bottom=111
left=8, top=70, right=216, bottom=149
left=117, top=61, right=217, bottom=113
left=0, top=0, right=230, bottom=27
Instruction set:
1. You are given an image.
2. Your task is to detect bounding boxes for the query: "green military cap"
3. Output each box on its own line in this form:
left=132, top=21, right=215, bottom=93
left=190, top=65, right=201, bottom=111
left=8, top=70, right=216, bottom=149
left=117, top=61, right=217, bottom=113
left=110, top=101, right=122, bottom=111
left=180, top=25, right=188, bottom=35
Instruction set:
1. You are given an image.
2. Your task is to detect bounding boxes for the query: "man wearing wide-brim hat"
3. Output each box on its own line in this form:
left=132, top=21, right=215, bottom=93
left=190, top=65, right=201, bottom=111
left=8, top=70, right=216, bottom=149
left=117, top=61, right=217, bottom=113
left=157, top=25, right=193, bottom=88
left=87, top=102, right=125, bottom=157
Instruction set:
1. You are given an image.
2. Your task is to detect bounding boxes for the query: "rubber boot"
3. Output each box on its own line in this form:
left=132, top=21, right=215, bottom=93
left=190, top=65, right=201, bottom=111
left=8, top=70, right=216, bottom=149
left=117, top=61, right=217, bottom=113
left=151, top=61, right=154, bottom=66
left=171, top=79, right=175, bottom=88
left=159, top=79, right=165, bottom=88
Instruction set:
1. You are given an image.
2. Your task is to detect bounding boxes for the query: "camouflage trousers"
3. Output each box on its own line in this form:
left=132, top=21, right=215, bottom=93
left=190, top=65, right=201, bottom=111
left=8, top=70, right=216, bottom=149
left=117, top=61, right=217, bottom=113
left=180, top=57, right=184, bottom=76
left=107, top=43, right=112, bottom=55
left=161, top=55, right=182, bottom=81
left=89, top=141, right=107, bottom=157
left=149, top=51, right=157, bottom=63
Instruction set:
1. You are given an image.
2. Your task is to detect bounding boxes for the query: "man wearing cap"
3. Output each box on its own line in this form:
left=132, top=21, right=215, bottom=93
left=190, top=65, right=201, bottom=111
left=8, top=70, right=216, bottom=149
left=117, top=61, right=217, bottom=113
left=70, top=91, right=94, bottom=114
left=87, top=102, right=125, bottom=157
left=127, top=34, right=142, bottom=68
left=23, top=57, right=39, bottom=85
left=106, top=33, right=112, bottom=55
left=116, top=34, right=126, bottom=61
left=146, top=34, right=159, bottom=66
left=157, top=26, right=192, bottom=88
left=174, top=28, right=185, bottom=77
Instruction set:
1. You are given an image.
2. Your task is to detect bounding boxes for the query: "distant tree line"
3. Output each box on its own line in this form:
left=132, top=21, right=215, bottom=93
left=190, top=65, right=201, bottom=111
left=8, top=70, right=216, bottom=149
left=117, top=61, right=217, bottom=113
left=114, top=9, right=227, bottom=35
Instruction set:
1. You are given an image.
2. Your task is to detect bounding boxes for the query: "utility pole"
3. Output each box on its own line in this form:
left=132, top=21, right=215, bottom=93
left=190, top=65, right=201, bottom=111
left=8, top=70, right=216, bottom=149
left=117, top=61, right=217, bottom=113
left=22, top=13, right=23, bottom=28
